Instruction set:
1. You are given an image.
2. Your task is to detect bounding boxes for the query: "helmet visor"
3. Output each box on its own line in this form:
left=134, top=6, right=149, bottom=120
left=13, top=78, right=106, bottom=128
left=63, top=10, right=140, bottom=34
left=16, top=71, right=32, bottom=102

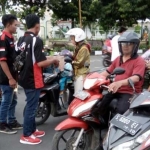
left=119, top=42, right=138, bottom=56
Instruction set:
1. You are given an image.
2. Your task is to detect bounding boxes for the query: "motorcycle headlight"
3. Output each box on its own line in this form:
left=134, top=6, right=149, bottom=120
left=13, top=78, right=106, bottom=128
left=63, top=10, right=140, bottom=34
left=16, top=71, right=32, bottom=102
left=112, top=130, right=150, bottom=150
left=112, top=140, right=134, bottom=150
left=136, top=130, right=150, bottom=144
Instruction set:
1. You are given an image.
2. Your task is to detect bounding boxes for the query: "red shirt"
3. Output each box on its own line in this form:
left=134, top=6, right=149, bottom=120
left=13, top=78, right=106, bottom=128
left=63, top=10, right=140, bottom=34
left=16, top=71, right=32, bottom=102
left=107, top=55, right=145, bottom=94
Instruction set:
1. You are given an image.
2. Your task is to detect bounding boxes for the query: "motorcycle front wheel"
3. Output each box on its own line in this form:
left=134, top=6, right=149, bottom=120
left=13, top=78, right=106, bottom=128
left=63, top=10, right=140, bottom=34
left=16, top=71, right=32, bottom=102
left=52, top=128, right=95, bottom=150
left=102, top=56, right=111, bottom=67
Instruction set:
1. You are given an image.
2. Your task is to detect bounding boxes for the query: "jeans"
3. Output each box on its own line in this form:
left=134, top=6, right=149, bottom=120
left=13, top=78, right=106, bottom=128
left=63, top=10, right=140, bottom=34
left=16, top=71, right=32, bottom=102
left=0, top=85, right=17, bottom=124
left=23, top=88, right=41, bottom=137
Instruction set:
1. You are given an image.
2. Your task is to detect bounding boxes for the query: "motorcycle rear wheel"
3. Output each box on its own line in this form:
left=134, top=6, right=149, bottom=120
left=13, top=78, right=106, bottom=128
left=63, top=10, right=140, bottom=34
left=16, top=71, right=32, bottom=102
left=23, top=100, right=51, bottom=126
left=52, top=128, right=92, bottom=150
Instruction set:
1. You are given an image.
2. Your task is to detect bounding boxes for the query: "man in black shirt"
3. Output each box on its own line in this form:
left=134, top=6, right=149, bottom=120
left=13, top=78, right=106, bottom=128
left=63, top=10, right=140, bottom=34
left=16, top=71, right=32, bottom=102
left=0, top=14, right=22, bottom=134
left=19, top=14, right=59, bottom=145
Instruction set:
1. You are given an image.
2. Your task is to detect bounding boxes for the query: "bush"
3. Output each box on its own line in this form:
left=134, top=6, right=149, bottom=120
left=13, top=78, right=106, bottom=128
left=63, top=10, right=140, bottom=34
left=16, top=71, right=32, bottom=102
left=92, top=46, right=102, bottom=51
left=139, top=43, right=148, bottom=51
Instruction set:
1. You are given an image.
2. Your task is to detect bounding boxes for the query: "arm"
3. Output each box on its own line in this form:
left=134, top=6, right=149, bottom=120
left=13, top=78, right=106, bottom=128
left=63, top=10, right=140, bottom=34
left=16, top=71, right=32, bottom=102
left=109, top=57, right=145, bottom=93
left=115, top=75, right=139, bottom=86
left=34, top=39, right=59, bottom=68
left=0, top=61, right=14, bottom=80
left=37, top=59, right=58, bottom=68
left=73, top=47, right=89, bottom=68
left=100, top=71, right=110, bottom=77
left=0, top=37, right=17, bottom=88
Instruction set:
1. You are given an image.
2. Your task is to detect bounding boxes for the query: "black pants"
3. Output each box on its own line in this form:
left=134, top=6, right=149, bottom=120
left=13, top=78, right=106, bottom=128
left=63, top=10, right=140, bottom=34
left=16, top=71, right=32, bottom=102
left=97, top=92, right=132, bottom=116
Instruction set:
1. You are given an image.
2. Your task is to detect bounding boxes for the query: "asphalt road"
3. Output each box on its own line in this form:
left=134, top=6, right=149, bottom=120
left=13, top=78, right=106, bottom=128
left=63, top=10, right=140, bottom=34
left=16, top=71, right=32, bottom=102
left=0, top=55, right=104, bottom=150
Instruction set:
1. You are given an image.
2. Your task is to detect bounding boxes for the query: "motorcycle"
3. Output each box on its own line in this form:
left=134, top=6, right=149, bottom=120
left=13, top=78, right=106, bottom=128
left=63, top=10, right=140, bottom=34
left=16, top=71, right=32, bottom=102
left=51, top=67, right=125, bottom=150
left=23, top=73, right=74, bottom=125
left=102, top=46, right=112, bottom=67
left=103, top=79, right=150, bottom=150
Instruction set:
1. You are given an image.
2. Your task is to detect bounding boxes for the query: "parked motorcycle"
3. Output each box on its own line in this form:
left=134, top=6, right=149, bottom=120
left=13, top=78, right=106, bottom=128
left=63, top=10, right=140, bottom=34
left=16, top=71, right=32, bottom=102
left=102, top=46, right=112, bottom=67
left=23, top=73, right=74, bottom=125
left=51, top=67, right=125, bottom=150
left=103, top=79, right=150, bottom=150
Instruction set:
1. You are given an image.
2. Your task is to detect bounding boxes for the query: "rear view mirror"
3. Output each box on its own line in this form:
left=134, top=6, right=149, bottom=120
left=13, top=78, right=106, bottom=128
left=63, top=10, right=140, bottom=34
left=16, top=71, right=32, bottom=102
left=128, top=78, right=135, bottom=92
left=111, top=67, right=125, bottom=75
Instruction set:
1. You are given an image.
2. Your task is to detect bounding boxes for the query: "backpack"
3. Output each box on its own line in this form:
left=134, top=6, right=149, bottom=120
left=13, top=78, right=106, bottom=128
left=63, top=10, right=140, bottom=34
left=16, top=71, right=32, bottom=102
left=14, top=36, right=32, bottom=72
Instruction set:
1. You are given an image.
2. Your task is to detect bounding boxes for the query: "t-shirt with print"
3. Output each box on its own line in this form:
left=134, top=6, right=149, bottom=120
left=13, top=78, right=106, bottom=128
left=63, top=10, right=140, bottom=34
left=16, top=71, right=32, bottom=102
left=0, top=31, right=17, bottom=85
left=18, top=32, right=46, bottom=89
left=107, top=55, right=145, bottom=94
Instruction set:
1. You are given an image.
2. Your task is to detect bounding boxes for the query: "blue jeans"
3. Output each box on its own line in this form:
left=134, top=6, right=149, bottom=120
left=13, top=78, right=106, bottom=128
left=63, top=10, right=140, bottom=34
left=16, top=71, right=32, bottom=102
left=23, top=88, right=41, bottom=136
left=0, top=85, right=17, bottom=124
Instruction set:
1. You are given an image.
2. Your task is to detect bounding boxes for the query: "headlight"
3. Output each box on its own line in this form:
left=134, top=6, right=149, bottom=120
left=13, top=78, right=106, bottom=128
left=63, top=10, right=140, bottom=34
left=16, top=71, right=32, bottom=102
left=112, top=140, right=134, bottom=150
left=136, top=130, right=150, bottom=144
left=112, top=129, right=150, bottom=150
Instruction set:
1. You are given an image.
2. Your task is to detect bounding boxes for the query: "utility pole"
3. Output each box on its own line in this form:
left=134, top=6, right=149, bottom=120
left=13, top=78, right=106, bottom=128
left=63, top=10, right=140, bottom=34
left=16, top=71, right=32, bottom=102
left=78, top=0, right=82, bottom=28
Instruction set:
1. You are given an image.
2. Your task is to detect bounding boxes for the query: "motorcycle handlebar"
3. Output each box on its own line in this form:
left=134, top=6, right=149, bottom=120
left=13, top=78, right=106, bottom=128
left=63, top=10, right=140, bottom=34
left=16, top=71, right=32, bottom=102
left=101, top=85, right=109, bottom=89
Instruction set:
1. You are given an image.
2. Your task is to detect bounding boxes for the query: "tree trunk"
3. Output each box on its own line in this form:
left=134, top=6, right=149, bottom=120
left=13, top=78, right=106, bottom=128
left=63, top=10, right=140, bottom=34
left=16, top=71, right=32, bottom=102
left=71, top=18, right=75, bottom=28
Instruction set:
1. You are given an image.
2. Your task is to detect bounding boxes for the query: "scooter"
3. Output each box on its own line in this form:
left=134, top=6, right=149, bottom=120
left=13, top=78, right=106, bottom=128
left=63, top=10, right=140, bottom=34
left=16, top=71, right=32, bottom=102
left=51, top=67, right=125, bottom=150
left=103, top=79, right=150, bottom=150
left=23, top=73, right=74, bottom=125
left=102, top=47, right=112, bottom=67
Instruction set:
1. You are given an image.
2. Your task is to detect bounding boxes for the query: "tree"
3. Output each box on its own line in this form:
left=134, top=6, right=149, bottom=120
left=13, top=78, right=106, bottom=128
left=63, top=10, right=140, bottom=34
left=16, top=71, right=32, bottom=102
left=99, top=0, right=150, bottom=30
left=48, top=0, right=102, bottom=28
left=48, top=0, right=150, bottom=31
left=0, top=0, right=47, bottom=26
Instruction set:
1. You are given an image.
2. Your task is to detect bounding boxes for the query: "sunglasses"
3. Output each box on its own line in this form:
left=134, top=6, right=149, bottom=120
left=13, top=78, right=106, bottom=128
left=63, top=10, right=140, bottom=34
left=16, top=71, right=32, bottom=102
left=120, top=43, right=134, bottom=46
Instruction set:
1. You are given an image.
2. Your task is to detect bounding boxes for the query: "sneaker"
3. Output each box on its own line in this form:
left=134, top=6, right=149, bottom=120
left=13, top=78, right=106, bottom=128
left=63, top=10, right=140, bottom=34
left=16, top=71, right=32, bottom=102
left=8, top=120, right=23, bottom=130
left=20, top=134, right=42, bottom=145
left=0, top=123, right=17, bottom=134
left=33, top=129, right=45, bottom=137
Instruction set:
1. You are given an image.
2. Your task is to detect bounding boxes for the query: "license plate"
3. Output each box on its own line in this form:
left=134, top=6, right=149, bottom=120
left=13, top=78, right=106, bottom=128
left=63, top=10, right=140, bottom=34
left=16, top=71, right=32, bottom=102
left=73, top=91, right=89, bottom=100
left=110, top=114, right=142, bottom=135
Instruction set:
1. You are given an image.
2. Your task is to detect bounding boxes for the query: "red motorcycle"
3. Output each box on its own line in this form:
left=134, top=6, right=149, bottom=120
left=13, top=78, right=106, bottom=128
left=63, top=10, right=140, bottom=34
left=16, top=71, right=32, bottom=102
left=52, top=67, right=125, bottom=150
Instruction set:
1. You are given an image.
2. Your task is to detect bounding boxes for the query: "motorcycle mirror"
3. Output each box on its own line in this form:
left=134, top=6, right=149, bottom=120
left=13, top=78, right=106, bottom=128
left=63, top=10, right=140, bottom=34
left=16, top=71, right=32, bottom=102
left=128, top=78, right=135, bottom=92
left=111, top=67, right=125, bottom=75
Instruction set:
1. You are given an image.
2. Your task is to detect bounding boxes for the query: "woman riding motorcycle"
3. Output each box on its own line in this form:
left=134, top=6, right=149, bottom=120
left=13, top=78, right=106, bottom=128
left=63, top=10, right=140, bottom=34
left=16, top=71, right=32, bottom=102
left=65, top=28, right=91, bottom=93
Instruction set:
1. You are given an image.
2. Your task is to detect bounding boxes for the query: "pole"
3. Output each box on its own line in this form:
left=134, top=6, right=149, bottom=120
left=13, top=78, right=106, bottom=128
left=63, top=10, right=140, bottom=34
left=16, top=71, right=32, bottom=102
left=78, top=0, right=82, bottom=28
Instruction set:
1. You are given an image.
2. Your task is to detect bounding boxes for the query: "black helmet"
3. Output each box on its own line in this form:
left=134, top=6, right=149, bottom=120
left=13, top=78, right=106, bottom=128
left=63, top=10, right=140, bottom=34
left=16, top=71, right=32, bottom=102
left=118, top=31, right=140, bottom=56
left=64, top=56, right=72, bottom=63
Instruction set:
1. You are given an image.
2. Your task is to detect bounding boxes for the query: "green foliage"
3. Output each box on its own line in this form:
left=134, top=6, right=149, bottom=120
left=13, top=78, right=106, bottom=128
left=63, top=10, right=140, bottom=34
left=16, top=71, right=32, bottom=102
left=92, top=46, right=102, bottom=51
left=48, top=0, right=102, bottom=28
left=49, top=0, right=150, bottom=31
left=65, top=45, right=75, bottom=51
left=134, top=25, right=141, bottom=34
left=3, top=0, right=47, bottom=26
left=139, top=43, right=148, bottom=51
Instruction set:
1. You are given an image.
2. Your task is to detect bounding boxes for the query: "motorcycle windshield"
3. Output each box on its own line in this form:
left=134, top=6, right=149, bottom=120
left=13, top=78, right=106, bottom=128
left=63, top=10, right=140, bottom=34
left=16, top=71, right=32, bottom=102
left=104, top=110, right=150, bottom=150
left=130, top=91, right=150, bottom=109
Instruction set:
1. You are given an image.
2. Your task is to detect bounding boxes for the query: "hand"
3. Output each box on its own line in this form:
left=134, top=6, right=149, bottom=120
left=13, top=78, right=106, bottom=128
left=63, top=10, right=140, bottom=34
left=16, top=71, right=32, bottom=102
left=145, top=61, right=150, bottom=69
left=148, top=86, right=150, bottom=92
left=53, top=59, right=59, bottom=67
left=108, top=81, right=122, bottom=93
left=9, top=78, right=17, bottom=89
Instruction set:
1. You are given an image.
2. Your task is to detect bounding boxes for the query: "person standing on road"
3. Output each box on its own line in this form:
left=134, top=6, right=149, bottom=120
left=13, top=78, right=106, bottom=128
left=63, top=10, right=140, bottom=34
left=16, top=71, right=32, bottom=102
left=111, top=26, right=127, bottom=61
left=0, top=14, right=22, bottom=135
left=66, top=28, right=91, bottom=93
left=18, top=14, right=59, bottom=145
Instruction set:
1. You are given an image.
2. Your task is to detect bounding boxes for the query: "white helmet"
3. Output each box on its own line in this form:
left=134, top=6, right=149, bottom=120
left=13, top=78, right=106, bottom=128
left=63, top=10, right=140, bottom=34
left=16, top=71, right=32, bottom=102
left=66, top=28, right=86, bottom=42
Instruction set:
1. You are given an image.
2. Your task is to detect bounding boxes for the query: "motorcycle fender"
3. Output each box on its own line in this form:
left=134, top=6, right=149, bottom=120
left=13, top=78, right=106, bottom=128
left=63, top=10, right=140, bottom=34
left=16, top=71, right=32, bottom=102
left=39, top=92, right=46, bottom=98
left=55, top=118, right=88, bottom=131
